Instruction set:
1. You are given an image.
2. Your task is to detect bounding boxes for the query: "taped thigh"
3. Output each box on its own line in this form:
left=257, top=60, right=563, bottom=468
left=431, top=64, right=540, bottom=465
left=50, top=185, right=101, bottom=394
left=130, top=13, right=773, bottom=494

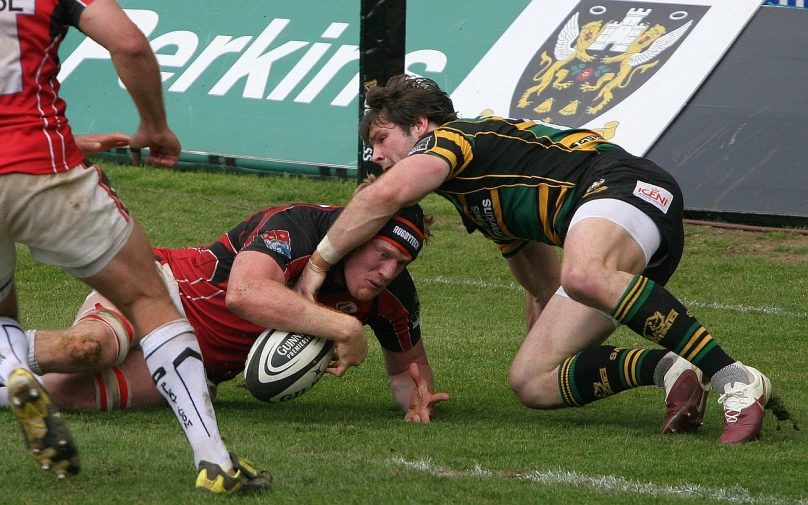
left=93, top=367, right=132, bottom=411
left=75, top=303, right=134, bottom=367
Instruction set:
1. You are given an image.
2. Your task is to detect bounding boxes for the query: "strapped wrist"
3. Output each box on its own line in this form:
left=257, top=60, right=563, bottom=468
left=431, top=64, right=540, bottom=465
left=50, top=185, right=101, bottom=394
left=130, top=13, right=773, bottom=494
left=316, top=234, right=343, bottom=266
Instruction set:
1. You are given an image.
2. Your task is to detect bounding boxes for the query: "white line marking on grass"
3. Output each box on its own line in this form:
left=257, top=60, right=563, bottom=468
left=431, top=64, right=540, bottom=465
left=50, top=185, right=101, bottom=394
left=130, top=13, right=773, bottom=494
left=420, top=275, right=522, bottom=291
left=391, top=457, right=806, bottom=504
left=417, top=276, right=808, bottom=319
left=679, top=298, right=808, bottom=319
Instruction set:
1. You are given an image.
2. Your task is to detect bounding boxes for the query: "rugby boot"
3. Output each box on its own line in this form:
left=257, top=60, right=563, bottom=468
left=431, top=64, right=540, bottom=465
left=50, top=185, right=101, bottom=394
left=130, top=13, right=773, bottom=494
left=717, top=364, right=771, bottom=444
left=8, top=368, right=80, bottom=477
left=661, top=357, right=710, bottom=434
left=196, top=452, right=273, bottom=494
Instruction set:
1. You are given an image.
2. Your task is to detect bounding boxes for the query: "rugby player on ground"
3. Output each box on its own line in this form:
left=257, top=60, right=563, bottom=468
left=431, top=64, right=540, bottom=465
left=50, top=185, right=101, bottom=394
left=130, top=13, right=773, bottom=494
left=0, top=175, right=448, bottom=424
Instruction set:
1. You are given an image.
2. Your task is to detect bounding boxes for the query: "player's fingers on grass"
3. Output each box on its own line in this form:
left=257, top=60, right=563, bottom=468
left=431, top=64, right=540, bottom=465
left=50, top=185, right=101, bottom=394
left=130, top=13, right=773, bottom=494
left=432, top=393, right=451, bottom=403
left=326, top=363, right=348, bottom=377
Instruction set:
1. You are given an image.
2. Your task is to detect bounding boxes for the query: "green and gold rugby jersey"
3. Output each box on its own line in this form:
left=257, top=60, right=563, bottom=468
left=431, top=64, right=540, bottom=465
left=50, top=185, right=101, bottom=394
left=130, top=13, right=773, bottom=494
left=408, top=116, right=623, bottom=255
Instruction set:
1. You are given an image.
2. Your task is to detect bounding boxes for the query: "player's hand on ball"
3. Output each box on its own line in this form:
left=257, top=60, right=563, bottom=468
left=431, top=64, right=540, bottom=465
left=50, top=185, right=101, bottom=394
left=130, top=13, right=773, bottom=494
left=404, top=363, right=450, bottom=424
left=327, top=325, right=368, bottom=377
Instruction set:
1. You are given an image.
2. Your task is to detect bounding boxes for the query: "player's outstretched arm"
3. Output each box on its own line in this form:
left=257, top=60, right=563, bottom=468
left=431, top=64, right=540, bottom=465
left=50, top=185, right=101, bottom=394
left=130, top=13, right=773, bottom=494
left=383, top=342, right=449, bottom=422
left=75, top=132, right=130, bottom=156
left=78, top=0, right=180, bottom=167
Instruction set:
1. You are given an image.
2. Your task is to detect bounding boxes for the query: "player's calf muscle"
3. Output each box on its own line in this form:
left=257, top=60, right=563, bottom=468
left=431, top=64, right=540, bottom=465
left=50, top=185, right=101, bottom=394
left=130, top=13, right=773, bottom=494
left=36, top=325, right=116, bottom=373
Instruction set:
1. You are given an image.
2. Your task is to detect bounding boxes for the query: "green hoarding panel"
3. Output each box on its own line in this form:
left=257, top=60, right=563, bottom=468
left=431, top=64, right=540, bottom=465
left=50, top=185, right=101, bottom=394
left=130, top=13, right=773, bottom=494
left=58, top=0, right=530, bottom=177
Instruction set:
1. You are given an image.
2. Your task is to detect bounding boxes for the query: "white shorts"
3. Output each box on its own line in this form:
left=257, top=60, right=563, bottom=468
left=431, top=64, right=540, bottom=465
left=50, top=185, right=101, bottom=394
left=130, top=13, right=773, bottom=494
left=556, top=198, right=662, bottom=328
left=0, top=164, right=133, bottom=295
left=568, top=198, right=661, bottom=266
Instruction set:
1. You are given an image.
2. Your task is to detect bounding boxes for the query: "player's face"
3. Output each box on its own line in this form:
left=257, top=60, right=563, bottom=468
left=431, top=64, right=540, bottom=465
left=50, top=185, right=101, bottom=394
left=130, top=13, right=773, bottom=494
left=368, top=119, right=419, bottom=171
left=343, top=238, right=411, bottom=300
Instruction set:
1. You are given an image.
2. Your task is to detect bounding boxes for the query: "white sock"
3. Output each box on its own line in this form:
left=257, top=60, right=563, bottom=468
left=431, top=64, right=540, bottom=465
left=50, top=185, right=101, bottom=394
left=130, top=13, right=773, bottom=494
left=0, top=317, right=30, bottom=384
left=140, top=319, right=232, bottom=472
left=0, top=386, right=8, bottom=407
left=26, top=329, right=44, bottom=375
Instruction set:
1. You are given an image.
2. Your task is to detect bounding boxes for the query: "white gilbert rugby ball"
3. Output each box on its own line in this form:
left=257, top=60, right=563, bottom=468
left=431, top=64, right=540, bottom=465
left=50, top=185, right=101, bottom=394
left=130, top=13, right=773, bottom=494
left=244, top=329, right=335, bottom=403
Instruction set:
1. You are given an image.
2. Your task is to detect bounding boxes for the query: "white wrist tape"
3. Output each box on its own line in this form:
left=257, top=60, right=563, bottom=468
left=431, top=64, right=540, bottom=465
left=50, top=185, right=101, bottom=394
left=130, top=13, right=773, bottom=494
left=316, top=234, right=343, bottom=266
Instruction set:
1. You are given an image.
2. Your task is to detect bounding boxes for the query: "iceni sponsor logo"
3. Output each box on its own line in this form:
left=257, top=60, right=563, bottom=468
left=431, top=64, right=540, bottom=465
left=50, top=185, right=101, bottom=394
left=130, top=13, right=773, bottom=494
left=633, top=180, right=673, bottom=214
left=58, top=9, right=448, bottom=106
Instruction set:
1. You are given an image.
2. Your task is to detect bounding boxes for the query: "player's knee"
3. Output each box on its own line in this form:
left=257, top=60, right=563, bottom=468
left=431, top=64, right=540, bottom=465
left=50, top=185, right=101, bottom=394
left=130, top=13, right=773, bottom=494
left=508, top=363, right=558, bottom=409
left=74, top=305, right=134, bottom=368
left=559, top=265, right=603, bottom=305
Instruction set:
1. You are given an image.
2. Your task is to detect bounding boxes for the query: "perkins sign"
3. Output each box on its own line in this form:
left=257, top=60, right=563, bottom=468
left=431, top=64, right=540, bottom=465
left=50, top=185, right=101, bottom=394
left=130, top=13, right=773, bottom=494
left=58, top=0, right=524, bottom=171
left=57, top=0, right=759, bottom=172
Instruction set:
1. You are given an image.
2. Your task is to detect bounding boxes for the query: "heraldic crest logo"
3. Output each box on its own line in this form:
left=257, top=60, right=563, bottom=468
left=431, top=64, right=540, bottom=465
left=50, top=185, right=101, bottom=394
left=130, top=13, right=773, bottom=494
left=510, top=1, right=709, bottom=127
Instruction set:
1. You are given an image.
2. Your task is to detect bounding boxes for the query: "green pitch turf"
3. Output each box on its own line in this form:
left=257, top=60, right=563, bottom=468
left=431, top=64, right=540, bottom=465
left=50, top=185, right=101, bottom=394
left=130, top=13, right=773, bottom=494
left=1, top=163, right=804, bottom=504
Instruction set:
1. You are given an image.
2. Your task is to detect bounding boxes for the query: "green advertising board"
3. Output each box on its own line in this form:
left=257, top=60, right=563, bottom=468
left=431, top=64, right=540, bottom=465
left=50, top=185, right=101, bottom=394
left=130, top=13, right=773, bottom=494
left=58, top=0, right=530, bottom=176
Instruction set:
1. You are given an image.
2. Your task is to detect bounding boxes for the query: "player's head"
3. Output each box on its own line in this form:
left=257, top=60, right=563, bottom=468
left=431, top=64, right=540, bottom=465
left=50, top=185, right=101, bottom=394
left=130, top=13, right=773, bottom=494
left=342, top=199, right=429, bottom=301
left=360, top=74, right=458, bottom=170
left=375, top=204, right=427, bottom=262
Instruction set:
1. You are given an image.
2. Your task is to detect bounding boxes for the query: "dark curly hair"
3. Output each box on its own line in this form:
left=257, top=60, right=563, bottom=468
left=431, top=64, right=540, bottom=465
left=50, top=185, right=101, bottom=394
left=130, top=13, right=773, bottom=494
left=360, top=74, right=458, bottom=145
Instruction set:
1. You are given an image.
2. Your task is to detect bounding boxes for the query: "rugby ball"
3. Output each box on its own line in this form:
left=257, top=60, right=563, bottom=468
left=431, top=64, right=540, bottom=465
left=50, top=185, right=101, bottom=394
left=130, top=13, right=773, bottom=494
left=244, top=329, right=335, bottom=403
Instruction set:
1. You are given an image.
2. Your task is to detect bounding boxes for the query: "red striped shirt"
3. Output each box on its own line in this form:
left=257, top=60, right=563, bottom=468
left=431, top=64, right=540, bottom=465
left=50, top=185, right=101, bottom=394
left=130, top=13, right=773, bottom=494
left=0, top=0, right=93, bottom=175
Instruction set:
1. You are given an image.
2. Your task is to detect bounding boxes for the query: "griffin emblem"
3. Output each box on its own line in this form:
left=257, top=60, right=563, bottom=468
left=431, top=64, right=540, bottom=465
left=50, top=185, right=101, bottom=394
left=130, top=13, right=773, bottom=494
left=517, top=13, right=606, bottom=108
left=583, top=21, right=692, bottom=114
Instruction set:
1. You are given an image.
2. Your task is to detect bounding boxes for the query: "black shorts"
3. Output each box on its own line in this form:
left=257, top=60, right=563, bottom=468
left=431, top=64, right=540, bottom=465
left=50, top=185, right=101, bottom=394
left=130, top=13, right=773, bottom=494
left=575, top=152, right=685, bottom=286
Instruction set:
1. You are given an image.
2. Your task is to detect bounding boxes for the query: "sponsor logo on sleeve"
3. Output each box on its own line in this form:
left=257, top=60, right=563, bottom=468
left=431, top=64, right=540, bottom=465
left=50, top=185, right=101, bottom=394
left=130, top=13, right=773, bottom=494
left=568, top=133, right=604, bottom=148
left=408, top=134, right=435, bottom=156
left=409, top=294, right=421, bottom=329
left=633, top=180, right=673, bottom=214
left=261, top=230, right=292, bottom=258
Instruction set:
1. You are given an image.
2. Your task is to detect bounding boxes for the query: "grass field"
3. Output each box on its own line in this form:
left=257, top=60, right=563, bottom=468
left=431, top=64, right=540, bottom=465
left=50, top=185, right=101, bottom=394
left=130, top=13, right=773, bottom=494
left=1, top=163, right=806, bottom=505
